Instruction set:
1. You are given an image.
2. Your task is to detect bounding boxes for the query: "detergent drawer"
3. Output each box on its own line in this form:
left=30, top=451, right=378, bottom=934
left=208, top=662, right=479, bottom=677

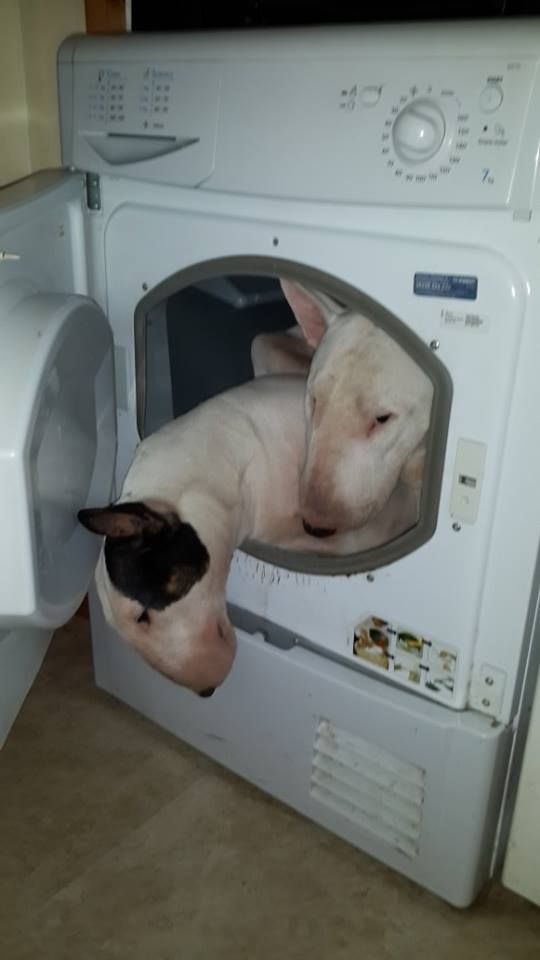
left=59, top=51, right=219, bottom=189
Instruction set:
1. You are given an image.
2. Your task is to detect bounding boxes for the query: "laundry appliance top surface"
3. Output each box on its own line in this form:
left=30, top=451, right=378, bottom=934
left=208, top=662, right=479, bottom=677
left=58, top=20, right=540, bottom=211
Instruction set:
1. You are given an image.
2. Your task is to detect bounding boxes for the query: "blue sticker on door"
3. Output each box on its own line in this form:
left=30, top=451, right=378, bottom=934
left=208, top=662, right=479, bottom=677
left=414, top=273, right=478, bottom=300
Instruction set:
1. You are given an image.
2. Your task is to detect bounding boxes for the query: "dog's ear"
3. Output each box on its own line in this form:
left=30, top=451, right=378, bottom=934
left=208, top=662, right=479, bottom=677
left=80, top=502, right=210, bottom=608
left=78, top=502, right=168, bottom=539
left=279, top=279, right=348, bottom=348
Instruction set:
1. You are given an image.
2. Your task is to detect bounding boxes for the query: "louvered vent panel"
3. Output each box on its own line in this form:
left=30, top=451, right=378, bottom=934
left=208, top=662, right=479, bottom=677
left=310, top=719, right=425, bottom=858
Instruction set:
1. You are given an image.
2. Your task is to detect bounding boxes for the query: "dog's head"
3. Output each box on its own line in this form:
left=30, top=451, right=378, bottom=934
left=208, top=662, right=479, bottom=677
left=78, top=501, right=236, bottom=696
left=279, top=280, right=433, bottom=535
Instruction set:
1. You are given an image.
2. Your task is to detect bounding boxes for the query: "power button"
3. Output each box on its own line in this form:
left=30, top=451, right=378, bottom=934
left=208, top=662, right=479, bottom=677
left=479, top=84, right=503, bottom=113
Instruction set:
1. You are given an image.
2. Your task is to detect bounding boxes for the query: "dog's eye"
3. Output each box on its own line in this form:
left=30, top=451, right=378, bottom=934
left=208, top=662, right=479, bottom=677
left=137, top=609, right=150, bottom=624
left=368, top=413, right=395, bottom=437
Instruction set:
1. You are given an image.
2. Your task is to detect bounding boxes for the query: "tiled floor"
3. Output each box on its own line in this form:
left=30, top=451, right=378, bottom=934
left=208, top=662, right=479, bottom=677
left=1, top=616, right=539, bottom=959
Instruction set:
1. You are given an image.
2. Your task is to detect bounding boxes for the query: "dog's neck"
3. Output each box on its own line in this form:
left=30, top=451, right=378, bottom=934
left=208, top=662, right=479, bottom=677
left=180, top=486, right=246, bottom=552
left=167, top=485, right=252, bottom=596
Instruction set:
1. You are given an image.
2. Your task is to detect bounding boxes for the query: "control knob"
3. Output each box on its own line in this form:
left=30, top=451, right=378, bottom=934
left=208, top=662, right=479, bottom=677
left=392, top=99, right=446, bottom=164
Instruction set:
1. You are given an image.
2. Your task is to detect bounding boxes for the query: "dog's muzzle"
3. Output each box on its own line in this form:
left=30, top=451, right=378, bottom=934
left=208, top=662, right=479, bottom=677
left=302, top=519, right=337, bottom=538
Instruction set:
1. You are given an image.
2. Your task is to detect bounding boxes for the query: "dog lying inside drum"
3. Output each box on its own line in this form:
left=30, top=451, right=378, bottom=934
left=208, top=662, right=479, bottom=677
left=79, top=370, right=422, bottom=698
left=251, top=279, right=433, bottom=538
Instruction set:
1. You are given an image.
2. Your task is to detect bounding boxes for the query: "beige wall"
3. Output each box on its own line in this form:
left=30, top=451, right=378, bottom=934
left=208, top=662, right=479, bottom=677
left=0, top=0, right=31, bottom=186
left=0, top=0, right=85, bottom=187
left=503, top=667, right=540, bottom=906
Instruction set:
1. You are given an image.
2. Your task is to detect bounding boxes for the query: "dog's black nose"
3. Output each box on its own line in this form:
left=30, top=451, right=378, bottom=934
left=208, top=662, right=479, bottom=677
left=198, top=687, right=215, bottom=698
left=302, top=519, right=337, bottom=538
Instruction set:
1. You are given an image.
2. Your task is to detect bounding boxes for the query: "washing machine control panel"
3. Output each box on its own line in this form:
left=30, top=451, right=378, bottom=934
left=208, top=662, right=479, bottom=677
left=379, top=77, right=514, bottom=188
left=61, top=46, right=540, bottom=206
left=204, top=56, right=539, bottom=208
left=383, top=87, right=471, bottom=183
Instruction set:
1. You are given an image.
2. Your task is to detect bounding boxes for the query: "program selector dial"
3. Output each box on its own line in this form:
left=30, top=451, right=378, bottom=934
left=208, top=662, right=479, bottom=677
left=392, top=99, right=446, bottom=164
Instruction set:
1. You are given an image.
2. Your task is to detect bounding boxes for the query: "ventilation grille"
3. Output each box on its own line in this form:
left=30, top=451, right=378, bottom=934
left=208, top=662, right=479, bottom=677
left=310, top=719, right=425, bottom=858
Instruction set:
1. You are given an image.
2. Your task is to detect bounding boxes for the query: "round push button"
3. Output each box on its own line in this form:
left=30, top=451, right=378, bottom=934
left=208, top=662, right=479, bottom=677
left=479, top=85, right=503, bottom=113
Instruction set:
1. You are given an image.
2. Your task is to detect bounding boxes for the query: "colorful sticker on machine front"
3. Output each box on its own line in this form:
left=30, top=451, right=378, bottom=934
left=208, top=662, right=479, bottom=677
left=352, top=615, right=458, bottom=700
left=414, top=273, right=478, bottom=300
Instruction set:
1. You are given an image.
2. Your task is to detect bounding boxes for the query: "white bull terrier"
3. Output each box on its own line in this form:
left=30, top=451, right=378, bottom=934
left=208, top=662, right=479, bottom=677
left=79, top=375, right=418, bottom=697
left=251, top=280, right=433, bottom=537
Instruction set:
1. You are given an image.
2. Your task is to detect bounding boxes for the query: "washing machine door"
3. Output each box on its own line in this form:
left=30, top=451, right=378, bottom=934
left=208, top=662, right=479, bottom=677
left=0, top=281, right=116, bottom=629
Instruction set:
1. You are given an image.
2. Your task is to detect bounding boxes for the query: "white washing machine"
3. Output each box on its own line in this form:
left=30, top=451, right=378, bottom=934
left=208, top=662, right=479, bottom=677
left=2, top=20, right=540, bottom=907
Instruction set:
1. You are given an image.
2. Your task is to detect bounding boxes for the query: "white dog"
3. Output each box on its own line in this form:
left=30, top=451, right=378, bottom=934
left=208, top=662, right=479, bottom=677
left=251, top=280, right=433, bottom=537
left=79, top=375, right=418, bottom=697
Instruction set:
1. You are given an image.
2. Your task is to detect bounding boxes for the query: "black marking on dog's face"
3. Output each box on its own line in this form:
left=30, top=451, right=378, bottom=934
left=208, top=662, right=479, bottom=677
left=78, top=502, right=210, bottom=610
